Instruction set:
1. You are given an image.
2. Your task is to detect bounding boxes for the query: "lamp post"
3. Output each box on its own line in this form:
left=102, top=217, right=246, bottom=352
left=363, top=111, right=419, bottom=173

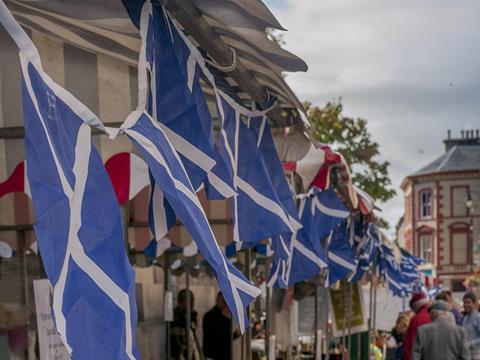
left=465, top=190, right=480, bottom=268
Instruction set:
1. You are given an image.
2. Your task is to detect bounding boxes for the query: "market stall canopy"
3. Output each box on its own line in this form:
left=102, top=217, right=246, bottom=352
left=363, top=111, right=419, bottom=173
left=5, top=0, right=307, bottom=128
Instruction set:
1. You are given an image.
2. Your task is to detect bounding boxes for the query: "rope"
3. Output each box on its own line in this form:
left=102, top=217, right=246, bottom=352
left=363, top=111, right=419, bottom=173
left=205, top=46, right=237, bottom=72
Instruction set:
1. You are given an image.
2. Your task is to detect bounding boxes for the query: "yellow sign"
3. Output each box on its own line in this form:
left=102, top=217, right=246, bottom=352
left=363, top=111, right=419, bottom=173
left=329, top=281, right=368, bottom=337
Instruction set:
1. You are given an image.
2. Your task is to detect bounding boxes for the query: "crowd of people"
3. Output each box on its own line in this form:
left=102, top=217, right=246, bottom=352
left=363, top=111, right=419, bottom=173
left=381, top=290, right=480, bottom=360
left=169, top=290, right=265, bottom=360
left=169, top=288, right=480, bottom=360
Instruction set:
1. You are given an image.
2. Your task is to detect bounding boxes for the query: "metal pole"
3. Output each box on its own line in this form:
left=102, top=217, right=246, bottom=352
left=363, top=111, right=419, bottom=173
left=165, top=253, right=171, bottom=360
left=121, top=204, right=131, bottom=263
left=265, top=257, right=272, bottom=357
left=347, top=283, right=353, bottom=356
left=325, top=287, right=330, bottom=358
left=367, top=271, right=374, bottom=360
left=186, top=266, right=191, bottom=360
left=245, top=249, right=252, bottom=360
left=314, top=285, right=320, bottom=360
left=372, top=272, right=378, bottom=345
left=313, top=283, right=321, bottom=355
left=19, top=230, right=30, bottom=359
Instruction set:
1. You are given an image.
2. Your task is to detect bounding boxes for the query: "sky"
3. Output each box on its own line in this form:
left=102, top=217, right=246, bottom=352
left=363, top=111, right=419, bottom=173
left=267, top=0, right=480, bottom=235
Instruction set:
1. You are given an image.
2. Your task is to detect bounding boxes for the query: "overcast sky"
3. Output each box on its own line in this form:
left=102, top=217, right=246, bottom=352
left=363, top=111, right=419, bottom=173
left=267, top=0, right=480, bottom=235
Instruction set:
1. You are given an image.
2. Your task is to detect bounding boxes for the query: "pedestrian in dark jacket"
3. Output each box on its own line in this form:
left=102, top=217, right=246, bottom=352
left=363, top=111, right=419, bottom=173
left=171, top=289, right=201, bottom=360
left=413, top=300, right=469, bottom=360
left=202, top=292, right=238, bottom=360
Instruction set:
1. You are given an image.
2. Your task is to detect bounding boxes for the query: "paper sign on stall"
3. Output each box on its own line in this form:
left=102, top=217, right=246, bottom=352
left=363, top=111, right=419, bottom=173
left=328, top=281, right=368, bottom=337
left=33, top=279, right=70, bottom=360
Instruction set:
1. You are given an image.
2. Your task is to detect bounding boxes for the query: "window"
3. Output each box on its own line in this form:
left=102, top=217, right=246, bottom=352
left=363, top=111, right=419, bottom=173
left=452, top=280, right=466, bottom=292
left=451, top=229, right=469, bottom=265
left=451, top=186, right=469, bottom=217
left=420, top=190, right=432, bottom=219
left=420, top=234, right=433, bottom=263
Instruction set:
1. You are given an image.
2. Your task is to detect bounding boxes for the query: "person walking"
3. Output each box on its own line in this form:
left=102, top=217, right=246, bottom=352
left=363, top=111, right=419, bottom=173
left=402, top=292, right=431, bottom=360
left=462, top=292, right=480, bottom=360
left=202, top=292, right=238, bottom=360
left=171, top=289, right=202, bottom=360
left=412, top=300, right=469, bottom=360
left=435, top=290, right=463, bottom=325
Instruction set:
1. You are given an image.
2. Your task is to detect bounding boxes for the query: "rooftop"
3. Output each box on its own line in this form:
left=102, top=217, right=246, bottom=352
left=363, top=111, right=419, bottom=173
left=408, top=129, right=480, bottom=178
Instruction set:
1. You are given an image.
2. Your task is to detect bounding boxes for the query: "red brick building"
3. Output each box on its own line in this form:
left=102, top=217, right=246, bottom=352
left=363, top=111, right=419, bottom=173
left=400, top=130, right=480, bottom=290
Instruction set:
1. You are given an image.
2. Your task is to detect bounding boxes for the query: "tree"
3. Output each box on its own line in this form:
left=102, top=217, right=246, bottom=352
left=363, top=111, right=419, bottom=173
left=305, top=100, right=396, bottom=204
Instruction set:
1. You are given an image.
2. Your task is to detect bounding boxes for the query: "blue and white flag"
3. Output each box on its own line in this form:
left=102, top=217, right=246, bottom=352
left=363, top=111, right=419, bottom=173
left=138, top=2, right=217, bottom=191
left=379, top=243, right=421, bottom=297
left=137, top=2, right=235, bottom=240
left=225, top=240, right=272, bottom=258
left=311, top=188, right=349, bottom=242
left=147, top=174, right=176, bottom=241
left=326, top=220, right=357, bottom=287
left=282, top=194, right=328, bottom=287
left=210, top=95, right=296, bottom=243
left=18, top=45, right=139, bottom=359
left=121, top=110, right=261, bottom=332
left=249, top=114, right=298, bottom=218
left=349, top=223, right=380, bottom=283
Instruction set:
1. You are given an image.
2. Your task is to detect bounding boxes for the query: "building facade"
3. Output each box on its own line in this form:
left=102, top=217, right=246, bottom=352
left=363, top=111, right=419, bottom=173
left=401, top=130, right=480, bottom=290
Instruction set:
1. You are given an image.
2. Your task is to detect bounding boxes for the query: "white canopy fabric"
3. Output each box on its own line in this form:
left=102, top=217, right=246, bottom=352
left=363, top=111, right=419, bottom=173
left=5, top=0, right=306, bottom=113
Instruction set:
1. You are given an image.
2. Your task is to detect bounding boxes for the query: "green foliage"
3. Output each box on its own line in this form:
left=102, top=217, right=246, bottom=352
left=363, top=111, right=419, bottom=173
left=305, top=100, right=396, bottom=204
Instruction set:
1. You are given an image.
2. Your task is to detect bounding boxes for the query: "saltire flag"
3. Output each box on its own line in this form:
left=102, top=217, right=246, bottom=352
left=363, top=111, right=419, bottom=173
left=349, top=223, right=381, bottom=283
left=281, top=193, right=328, bottom=287
left=0, top=161, right=31, bottom=198
left=120, top=110, right=261, bottom=333
left=271, top=188, right=348, bottom=288
left=249, top=114, right=298, bottom=218
left=378, top=243, right=421, bottom=297
left=326, top=220, right=357, bottom=287
left=247, top=113, right=300, bottom=287
left=144, top=237, right=198, bottom=258
left=19, top=45, right=139, bottom=359
left=148, top=174, right=176, bottom=241
left=379, top=245, right=409, bottom=297
left=209, top=95, right=295, bottom=243
left=225, top=240, right=272, bottom=258
left=137, top=1, right=234, bottom=242
left=138, top=1, right=216, bottom=191
left=311, top=188, right=349, bottom=241
left=266, top=233, right=291, bottom=288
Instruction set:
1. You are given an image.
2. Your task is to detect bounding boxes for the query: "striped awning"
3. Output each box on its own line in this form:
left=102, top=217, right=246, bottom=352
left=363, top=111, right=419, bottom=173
left=5, top=0, right=307, bottom=127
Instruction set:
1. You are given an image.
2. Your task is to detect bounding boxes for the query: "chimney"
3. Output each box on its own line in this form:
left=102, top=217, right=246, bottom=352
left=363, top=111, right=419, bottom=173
left=444, top=129, right=480, bottom=151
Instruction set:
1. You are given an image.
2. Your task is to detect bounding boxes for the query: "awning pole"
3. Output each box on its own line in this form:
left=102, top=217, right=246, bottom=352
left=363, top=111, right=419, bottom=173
left=165, top=253, right=171, bottom=360
left=245, top=249, right=252, bottom=360
left=265, top=256, right=272, bottom=357
left=369, top=273, right=374, bottom=359
left=186, top=265, right=191, bottom=360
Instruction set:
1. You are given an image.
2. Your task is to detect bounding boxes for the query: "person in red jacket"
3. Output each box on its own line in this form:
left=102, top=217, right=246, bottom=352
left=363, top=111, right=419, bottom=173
left=402, top=292, right=432, bottom=360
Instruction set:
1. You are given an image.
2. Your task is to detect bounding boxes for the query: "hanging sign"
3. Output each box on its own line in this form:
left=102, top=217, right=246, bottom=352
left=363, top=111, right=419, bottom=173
left=33, top=279, right=70, bottom=360
left=328, top=281, right=368, bottom=337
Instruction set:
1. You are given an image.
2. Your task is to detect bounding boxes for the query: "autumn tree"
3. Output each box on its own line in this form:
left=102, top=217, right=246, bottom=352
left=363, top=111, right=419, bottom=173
left=305, top=100, right=396, bottom=204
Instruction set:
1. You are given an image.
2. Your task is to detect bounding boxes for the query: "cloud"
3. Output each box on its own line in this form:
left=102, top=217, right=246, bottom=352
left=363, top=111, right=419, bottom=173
left=267, top=0, right=480, bottom=235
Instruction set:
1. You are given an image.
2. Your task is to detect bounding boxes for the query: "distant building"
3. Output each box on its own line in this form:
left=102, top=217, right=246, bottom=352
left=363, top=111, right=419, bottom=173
left=400, top=130, right=480, bottom=291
